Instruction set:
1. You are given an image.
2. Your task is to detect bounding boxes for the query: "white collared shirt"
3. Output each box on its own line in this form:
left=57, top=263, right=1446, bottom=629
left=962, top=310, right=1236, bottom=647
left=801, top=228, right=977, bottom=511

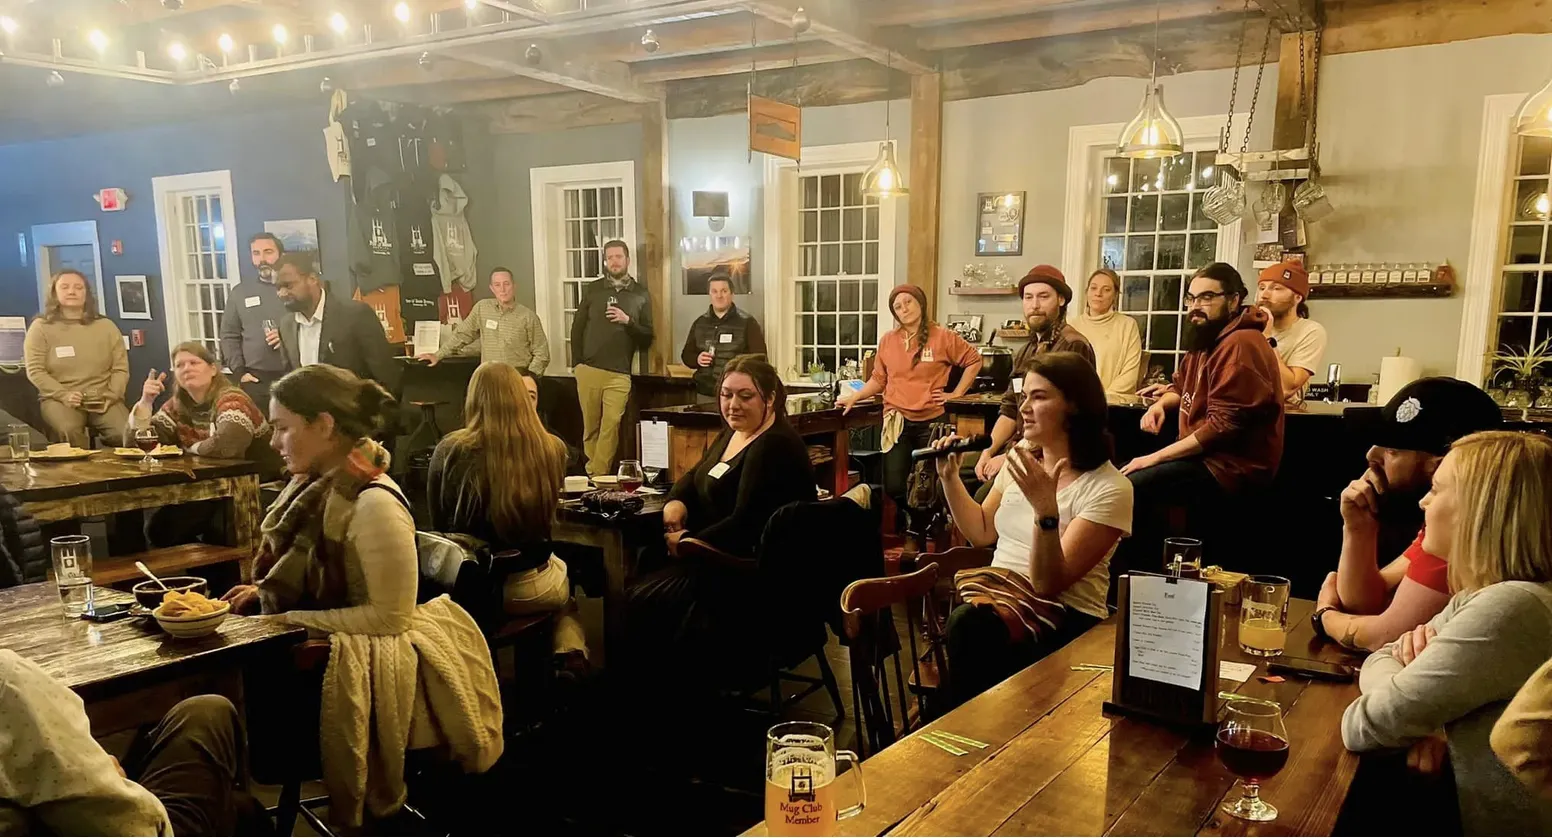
left=295, top=288, right=327, bottom=367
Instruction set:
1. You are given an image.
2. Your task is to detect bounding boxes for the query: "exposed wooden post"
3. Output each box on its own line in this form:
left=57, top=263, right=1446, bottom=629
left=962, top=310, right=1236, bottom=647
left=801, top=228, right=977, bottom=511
left=1272, top=31, right=1317, bottom=151
left=908, top=72, right=943, bottom=311
left=640, top=99, right=672, bottom=375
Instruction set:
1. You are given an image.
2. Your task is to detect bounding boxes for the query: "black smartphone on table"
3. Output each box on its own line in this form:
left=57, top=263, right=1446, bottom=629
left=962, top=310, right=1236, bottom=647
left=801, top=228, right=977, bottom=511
left=82, top=602, right=135, bottom=622
left=1267, top=656, right=1355, bottom=683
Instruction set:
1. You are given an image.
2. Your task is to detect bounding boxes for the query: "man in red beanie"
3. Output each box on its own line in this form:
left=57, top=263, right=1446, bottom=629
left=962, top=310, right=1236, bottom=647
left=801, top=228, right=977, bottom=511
left=1256, top=260, right=1327, bottom=405
left=973, top=265, right=1096, bottom=484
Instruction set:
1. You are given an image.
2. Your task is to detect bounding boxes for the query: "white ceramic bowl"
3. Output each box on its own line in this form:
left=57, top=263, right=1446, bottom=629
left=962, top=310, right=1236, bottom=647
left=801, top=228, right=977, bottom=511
left=153, top=600, right=231, bottom=638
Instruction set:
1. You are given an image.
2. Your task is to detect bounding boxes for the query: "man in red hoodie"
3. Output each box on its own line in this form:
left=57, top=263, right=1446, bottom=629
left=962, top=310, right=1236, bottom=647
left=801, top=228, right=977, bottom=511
left=1120, top=263, right=1285, bottom=567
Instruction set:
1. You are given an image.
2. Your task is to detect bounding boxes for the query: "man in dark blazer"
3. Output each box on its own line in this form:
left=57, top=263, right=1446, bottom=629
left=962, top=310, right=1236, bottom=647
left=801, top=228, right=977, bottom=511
left=272, top=252, right=402, bottom=393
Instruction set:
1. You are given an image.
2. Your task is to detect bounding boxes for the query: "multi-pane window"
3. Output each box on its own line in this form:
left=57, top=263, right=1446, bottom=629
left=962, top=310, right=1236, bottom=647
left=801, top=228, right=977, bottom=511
left=561, top=184, right=624, bottom=365
left=167, top=191, right=231, bottom=359
left=1497, top=135, right=1552, bottom=379
left=1097, top=150, right=1221, bottom=380
left=796, top=172, right=880, bottom=375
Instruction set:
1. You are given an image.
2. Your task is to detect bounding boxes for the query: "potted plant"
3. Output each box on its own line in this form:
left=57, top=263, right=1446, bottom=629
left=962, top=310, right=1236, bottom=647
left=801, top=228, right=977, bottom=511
left=1491, top=336, right=1552, bottom=409
left=805, top=361, right=833, bottom=385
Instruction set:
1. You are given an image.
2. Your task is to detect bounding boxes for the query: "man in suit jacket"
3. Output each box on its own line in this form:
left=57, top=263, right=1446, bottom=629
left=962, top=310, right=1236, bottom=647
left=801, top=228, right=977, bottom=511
left=272, top=252, right=402, bottom=393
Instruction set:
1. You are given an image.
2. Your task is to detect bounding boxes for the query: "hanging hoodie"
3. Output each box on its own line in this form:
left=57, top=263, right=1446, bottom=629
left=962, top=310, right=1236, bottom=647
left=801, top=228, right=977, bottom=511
left=348, top=180, right=400, bottom=294
left=1169, top=306, right=1285, bottom=491
left=431, top=174, right=477, bottom=293
left=323, top=89, right=352, bottom=183
left=397, top=191, right=440, bottom=327
left=337, top=99, right=396, bottom=203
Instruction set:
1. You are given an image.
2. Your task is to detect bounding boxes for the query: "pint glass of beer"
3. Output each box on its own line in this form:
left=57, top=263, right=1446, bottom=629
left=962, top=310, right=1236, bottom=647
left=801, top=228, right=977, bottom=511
left=765, top=721, right=865, bottom=836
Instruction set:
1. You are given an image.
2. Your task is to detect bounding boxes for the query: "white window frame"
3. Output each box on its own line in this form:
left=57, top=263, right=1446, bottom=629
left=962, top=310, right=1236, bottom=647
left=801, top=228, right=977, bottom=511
left=761, top=141, right=899, bottom=378
left=1457, top=93, right=1530, bottom=384
left=529, top=160, right=638, bottom=374
left=31, top=221, right=107, bottom=308
left=150, top=170, right=241, bottom=351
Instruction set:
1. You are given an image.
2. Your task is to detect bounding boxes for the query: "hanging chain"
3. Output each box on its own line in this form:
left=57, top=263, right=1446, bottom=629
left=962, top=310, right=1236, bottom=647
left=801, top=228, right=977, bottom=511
left=1220, top=0, right=1254, bottom=154
left=1297, top=3, right=1309, bottom=149
left=1307, top=23, right=1324, bottom=162
left=750, top=12, right=757, bottom=93
left=1240, top=17, right=1274, bottom=154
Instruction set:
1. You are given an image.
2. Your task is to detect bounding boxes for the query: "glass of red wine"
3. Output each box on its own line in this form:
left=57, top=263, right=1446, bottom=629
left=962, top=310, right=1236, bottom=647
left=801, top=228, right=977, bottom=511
left=133, top=426, right=160, bottom=469
left=1216, top=698, right=1289, bottom=822
left=617, top=459, right=644, bottom=494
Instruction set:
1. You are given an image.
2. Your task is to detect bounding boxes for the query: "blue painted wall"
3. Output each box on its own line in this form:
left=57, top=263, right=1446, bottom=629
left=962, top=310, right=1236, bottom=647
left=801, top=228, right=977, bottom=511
left=0, top=106, right=348, bottom=387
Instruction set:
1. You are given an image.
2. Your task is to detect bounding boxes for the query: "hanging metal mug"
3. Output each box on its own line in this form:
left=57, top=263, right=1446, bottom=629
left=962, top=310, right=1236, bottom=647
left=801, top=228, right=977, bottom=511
left=1293, top=177, right=1334, bottom=223
left=1202, top=171, right=1245, bottom=226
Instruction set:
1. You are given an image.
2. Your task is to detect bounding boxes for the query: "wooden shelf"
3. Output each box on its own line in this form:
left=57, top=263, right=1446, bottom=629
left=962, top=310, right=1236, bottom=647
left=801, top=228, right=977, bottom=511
left=1307, top=282, right=1453, bottom=299
left=996, top=328, right=1032, bottom=340
left=949, top=286, right=1017, bottom=296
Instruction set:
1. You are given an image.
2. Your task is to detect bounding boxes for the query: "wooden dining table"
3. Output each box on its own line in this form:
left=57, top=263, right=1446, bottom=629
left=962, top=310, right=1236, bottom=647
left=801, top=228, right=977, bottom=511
left=746, top=598, right=1364, bottom=837
left=554, top=493, right=667, bottom=665
left=0, top=582, right=304, bottom=736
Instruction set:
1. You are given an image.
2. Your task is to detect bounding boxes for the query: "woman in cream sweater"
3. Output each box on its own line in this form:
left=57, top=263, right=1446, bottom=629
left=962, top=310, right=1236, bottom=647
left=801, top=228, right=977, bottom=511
left=1070, top=269, right=1142, bottom=398
left=23, top=269, right=129, bottom=447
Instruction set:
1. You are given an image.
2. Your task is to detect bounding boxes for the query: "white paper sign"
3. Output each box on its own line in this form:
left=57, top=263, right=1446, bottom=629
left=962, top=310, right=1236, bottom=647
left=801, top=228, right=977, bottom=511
left=1127, top=575, right=1209, bottom=691
left=639, top=419, right=670, bottom=470
left=412, top=321, right=441, bottom=355
left=1219, top=661, right=1256, bottom=683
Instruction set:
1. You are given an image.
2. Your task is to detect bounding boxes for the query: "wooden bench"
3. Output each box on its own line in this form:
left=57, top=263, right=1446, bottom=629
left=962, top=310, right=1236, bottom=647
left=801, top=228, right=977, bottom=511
left=93, top=544, right=250, bottom=586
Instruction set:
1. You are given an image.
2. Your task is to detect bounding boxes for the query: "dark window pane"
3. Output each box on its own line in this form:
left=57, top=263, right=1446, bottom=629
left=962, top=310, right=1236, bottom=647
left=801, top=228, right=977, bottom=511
left=1191, top=192, right=1215, bottom=230
left=1152, top=275, right=1184, bottom=311
left=839, top=280, right=861, bottom=311
left=802, top=347, right=816, bottom=369
left=844, top=173, right=862, bottom=206
left=843, top=208, right=863, bottom=240
left=821, top=209, right=840, bottom=241
left=1503, top=271, right=1540, bottom=312
left=865, top=243, right=879, bottom=275
left=1123, top=275, right=1150, bottom=311
left=801, top=315, right=815, bottom=343
left=802, top=177, right=818, bottom=209
left=862, top=280, right=878, bottom=311
left=1162, top=153, right=1193, bottom=191
left=801, top=245, right=818, bottom=276
left=1131, top=158, right=1161, bottom=193
left=820, top=348, right=838, bottom=374
left=1160, top=194, right=1190, bottom=231
left=1156, top=353, right=1179, bottom=381
left=1515, top=179, right=1550, bottom=221
left=1126, top=236, right=1156, bottom=271
left=862, top=314, right=878, bottom=346
left=1105, top=197, right=1128, bottom=234
left=802, top=211, right=818, bottom=244
left=584, top=250, right=600, bottom=277
left=1543, top=272, right=1552, bottom=313
left=1105, top=157, right=1129, bottom=194
left=1497, top=315, right=1535, bottom=353
left=1148, top=314, right=1180, bottom=351
left=817, top=280, right=837, bottom=311
left=865, top=207, right=879, bottom=240
left=821, top=244, right=840, bottom=275
left=1188, top=233, right=1217, bottom=269
left=800, top=280, right=815, bottom=311
left=1100, top=237, right=1125, bottom=271
left=842, top=244, right=863, bottom=275
left=821, top=175, right=841, bottom=208
left=818, top=314, right=837, bottom=345
left=1157, top=235, right=1186, bottom=270
left=1510, top=226, right=1545, bottom=264
left=839, top=314, right=860, bottom=346
left=1194, top=152, right=1217, bottom=191
left=1522, top=137, right=1552, bottom=177
left=1130, top=195, right=1159, bottom=233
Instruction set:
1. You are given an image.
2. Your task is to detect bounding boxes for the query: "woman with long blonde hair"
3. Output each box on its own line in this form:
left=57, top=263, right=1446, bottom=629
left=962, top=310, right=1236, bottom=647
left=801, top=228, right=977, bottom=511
left=24, top=269, right=130, bottom=446
left=1342, top=431, right=1552, bottom=835
left=427, top=364, right=583, bottom=653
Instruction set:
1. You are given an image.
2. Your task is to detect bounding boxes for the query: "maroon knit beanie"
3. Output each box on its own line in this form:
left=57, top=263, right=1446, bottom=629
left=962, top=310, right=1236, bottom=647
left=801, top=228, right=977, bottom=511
left=888, top=284, right=930, bottom=322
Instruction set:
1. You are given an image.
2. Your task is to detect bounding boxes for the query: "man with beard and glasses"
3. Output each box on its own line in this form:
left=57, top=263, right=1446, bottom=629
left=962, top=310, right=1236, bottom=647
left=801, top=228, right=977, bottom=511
left=1311, top=378, right=1502, bottom=652
left=570, top=239, right=654, bottom=476
left=219, top=233, right=291, bottom=412
left=1119, top=262, right=1284, bottom=573
left=272, top=252, right=401, bottom=394
left=1255, top=261, right=1328, bottom=406
left=973, top=265, right=1096, bottom=486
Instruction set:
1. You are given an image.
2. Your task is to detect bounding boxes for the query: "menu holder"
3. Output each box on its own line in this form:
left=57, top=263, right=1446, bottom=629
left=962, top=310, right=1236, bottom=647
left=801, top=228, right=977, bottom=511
left=1102, top=572, right=1223, bottom=731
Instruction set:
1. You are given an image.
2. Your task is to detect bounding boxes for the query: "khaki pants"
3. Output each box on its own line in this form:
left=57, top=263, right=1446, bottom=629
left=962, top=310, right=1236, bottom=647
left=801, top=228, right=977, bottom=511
left=40, top=400, right=130, bottom=448
left=573, top=363, right=632, bottom=477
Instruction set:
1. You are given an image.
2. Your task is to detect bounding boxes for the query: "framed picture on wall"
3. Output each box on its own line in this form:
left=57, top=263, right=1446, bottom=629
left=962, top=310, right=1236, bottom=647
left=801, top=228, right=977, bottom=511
left=115, top=275, right=151, bottom=320
left=976, top=192, right=1025, bottom=257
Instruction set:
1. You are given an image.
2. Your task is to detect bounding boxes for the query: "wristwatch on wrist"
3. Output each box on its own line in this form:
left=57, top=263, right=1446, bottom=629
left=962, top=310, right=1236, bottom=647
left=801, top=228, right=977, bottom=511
left=1266, top=336, right=1279, bottom=349
left=1037, top=515, right=1060, bottom=532
left=1311, top=606, right=1337, bottom=643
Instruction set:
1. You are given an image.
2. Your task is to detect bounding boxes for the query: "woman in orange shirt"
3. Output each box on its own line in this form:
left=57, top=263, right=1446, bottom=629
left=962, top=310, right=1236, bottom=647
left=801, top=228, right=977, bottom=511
left=840, top=284, right=982, bottom=533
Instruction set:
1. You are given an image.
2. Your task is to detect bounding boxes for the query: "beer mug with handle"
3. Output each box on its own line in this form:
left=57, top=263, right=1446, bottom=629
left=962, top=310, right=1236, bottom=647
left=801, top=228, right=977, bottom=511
left=766, top=721, right=865, bottom=836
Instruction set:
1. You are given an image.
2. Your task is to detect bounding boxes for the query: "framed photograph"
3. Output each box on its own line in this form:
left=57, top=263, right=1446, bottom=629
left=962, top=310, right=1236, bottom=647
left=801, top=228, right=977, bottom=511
left=264, top=218, right=320, bottom=264
left=976, top=191, right=1025, bottom=257
left=681, top=236, right=752, bottom=295
left=114, top=275, right=151, bottom=320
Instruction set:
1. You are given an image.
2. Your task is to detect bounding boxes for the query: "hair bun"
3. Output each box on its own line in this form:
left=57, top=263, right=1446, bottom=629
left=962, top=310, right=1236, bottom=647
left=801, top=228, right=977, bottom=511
left=353, top=379, right=397, bottom=435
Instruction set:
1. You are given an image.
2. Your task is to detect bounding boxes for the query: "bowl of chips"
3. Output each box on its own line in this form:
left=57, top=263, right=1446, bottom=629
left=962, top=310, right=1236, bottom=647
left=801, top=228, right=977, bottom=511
left=153, top=589, right=230, bottom=638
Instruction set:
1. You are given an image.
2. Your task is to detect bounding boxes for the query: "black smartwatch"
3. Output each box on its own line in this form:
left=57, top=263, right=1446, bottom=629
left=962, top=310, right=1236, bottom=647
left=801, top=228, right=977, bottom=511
left=1267, top=336, right=1279, bottom=349
left=1037, top=515, right=1060, bottom=532
left=1311, top=606, right=1337, bottom=643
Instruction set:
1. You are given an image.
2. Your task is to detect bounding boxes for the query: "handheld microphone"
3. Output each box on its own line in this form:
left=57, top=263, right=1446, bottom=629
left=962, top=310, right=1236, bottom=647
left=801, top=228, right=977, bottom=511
left=910, top=435, right=992, bottom=462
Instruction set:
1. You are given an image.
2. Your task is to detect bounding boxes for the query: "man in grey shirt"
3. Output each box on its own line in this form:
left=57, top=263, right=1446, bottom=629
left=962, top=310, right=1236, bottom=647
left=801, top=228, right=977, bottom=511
left=219, top=232, right=291, bottom=413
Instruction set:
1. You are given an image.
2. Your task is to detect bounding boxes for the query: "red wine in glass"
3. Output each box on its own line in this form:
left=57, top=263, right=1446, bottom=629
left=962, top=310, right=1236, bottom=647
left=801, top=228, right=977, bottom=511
left=136, top=435, right=160, bottom=454
left=1216, top=699, right=1289, bottom=822
left=620, top=478, right=642, bottom=493
left=1216, top=728, right=1290, bottom=780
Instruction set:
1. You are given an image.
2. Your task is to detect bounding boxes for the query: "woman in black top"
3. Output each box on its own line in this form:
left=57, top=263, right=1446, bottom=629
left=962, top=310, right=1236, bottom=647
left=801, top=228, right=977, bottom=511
left=628, top=354, right=817, bottom=685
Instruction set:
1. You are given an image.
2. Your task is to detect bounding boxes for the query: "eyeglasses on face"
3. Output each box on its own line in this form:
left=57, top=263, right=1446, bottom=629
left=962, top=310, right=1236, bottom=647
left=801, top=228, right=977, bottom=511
left=1182, top=290, right=1227, bottom=306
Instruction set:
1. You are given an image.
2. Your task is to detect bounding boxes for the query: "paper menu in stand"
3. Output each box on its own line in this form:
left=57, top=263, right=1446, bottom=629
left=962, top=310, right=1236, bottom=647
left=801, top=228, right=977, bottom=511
left=412, top=321, right=441, bottom=356
left=639, top=420, right=670, bottom=471
left=1127, top=575, right=1210, bottom=691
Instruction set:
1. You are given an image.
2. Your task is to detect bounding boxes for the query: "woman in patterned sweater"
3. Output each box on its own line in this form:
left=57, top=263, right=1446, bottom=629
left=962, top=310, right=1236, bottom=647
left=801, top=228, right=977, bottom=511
left=134, top=341, right=277, bottom=546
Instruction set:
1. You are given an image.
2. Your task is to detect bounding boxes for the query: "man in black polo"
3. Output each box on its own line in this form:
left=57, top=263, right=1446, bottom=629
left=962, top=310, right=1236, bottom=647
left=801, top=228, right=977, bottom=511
left=679, top=272, right=766, bottom=403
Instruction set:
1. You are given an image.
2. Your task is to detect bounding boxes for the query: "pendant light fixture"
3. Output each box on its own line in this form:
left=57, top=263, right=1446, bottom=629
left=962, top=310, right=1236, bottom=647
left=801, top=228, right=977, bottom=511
left=863, top=51, right=908, bottom=199
left=1117, top=0, right=1184, bottom=159
left=1515, top=73, right=1552, bottom=137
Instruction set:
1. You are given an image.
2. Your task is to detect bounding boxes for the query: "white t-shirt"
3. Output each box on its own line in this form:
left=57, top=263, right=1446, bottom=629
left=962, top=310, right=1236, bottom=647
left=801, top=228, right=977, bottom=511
left=988, top=459, right=1134, bottom=619
left=1268, top=317, right=1328, bottom=402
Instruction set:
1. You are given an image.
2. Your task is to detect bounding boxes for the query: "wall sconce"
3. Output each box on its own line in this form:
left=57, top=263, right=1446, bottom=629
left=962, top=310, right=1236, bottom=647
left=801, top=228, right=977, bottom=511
left=692, top=190, right=729, bottom=232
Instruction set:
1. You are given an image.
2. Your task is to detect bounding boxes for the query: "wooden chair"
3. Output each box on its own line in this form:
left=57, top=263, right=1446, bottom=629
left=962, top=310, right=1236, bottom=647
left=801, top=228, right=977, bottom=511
left=839, top=562, right=946, bottom=756
left=677, top=536, right=845, bottom=722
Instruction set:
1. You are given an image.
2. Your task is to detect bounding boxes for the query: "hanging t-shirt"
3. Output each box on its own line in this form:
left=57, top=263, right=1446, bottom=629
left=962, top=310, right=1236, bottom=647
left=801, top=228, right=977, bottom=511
left=337, top=100, right=396, bottom=201
left=397, top=193, right=440, bottom=327
left=354, top=285, right=405, bottom=346
left=438, top=287, right=474, bottom=326
left=349, top=182, right=400, bottom=294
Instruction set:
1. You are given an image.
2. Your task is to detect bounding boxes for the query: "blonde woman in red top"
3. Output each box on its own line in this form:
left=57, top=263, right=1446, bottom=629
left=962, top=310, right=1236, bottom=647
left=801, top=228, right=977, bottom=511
left=839, top=284, right=982, bottom=531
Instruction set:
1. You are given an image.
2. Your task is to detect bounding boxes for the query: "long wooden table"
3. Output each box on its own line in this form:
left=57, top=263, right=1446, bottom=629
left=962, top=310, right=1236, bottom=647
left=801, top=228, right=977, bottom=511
left=0, top=583, right=304, bottom=735
left=747, top=598, right=1362, bottom=837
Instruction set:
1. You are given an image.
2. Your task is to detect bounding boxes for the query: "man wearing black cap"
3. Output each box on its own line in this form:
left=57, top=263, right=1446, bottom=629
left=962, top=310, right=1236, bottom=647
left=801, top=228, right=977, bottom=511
left=1312, top=377, right=1504, bottom=652
left=973, top=265, right=1096, bottom=484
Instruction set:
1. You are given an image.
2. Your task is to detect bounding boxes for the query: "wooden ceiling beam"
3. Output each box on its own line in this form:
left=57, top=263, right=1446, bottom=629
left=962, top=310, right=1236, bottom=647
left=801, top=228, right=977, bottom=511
left=372, top=74, right=565, bottom=103
left=337, top=55, right=511, bottom=89
left=913, top=0, right=1248, bottom=50
left=632, top=41, right=852, bottom=82
left=446, top=39, right=662, bottom=101
left=863, top=0, right=1080, bottom=28
left=747, top=0, right=936, bottom=74
left=571, top=11, right=799, bottom=63
left=1251, top=0, right=1322, bottom=30
left=476, top=90, right=647, bottom=132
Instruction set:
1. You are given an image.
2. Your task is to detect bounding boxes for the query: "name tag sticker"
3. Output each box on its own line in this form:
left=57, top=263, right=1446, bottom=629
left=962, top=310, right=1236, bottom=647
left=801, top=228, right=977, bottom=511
left=55, top=346, right=75, bottom=359
left=921, top=348, right=935, bottom=363
left=708, top=462, right=731, bottom=479
left=244, top=296, right=261, bottom=308
left=719, top=333, right=733, bottom=344
left=1012, top=378, right=1024, bottom=394
left=485, top=319, right=498, bottom=330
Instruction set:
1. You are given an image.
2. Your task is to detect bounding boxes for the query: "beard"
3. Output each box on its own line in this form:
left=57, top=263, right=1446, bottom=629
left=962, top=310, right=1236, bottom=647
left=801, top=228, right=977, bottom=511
left=1025, top=311, right=1055, bottom=334
left=281, top=296, right=309, bottom=313
left=605, top=266, right=630, bottom=281
left=1183, top=312, right=1231, bottom=351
